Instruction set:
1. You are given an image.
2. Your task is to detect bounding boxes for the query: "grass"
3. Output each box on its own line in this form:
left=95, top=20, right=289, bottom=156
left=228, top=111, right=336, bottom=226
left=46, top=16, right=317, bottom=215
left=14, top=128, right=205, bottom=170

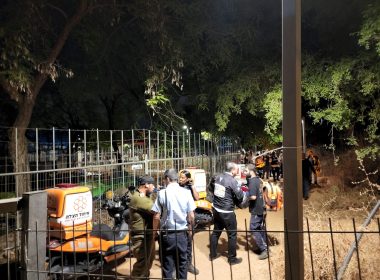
left=0, top=192, right=16, bottom=199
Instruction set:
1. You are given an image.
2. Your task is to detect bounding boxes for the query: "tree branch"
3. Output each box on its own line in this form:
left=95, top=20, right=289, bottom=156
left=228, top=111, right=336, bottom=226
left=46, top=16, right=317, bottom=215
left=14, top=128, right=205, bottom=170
left=86, top=16, right=137, bottom=66
left=0, top=77, right=19, bottom=102
left=46, top=3, right=68, bottom=19
left=32, top=0, right=90, bottom=97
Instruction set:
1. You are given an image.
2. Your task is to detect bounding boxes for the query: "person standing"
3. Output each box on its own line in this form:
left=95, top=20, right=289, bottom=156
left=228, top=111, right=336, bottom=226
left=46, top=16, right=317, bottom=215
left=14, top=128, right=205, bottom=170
left=270, top=152, right=280, bottom=182
left=179, top=170, right=200, bottom=275
left=278, top=151, right=284, bottom=179
left=312, top=154, right=321, bottom=185
left=209, top=162, right=245, bottom=265
left=302, top=153, right=316, bottom=200
left=255, top=154, right=265, bottom=178
left=179, top=170, right=200, bottom=201
left=263, top=153, right=271, bottom=180
left=244, top=164, right=268, bottom=260
left=129, top=175, right=156, bottom=279
left=152, top=169, right=196, bottom=280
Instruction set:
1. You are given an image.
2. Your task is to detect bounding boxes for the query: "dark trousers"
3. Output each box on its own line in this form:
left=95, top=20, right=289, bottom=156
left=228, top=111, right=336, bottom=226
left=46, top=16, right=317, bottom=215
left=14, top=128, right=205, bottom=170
left=263, top=166, right=271, bottom=179
left=210, top=210, right=237, bottom=261
left=257, top=168, right=264, bottom=178
left=187, top=232, right=193, bottom=265
left=303, top=178, right=311, bottom=199
left=271, top=167, right=280, bottom=181
left=250, top=214, right=267, bottom=252
left=160, top=231, right=188, bottom=280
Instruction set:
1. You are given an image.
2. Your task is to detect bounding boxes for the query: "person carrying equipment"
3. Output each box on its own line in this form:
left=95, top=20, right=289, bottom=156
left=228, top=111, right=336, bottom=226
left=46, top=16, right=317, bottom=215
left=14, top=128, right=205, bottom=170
left=263, top=179, right=283, bottom=211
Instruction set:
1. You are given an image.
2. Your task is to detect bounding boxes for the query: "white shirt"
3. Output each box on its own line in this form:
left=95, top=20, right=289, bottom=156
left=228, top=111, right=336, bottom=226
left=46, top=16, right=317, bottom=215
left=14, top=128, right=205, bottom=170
left=152, top=182, right=196, bottom=230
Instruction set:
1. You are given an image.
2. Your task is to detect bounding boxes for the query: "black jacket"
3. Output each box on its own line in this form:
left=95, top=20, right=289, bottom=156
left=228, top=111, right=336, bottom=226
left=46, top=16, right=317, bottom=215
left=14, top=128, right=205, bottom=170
left=211, top=172, right=244, bottom=211
left=302, top=158, right=315, bottom=181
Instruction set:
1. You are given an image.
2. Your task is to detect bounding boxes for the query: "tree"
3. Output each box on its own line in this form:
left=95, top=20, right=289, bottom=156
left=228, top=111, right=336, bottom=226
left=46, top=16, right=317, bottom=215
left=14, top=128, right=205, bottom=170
left=154, top=0, right=282, bottom=136
left=358, top=2, right=380, bottom=56
left=0, top=0, right=113, bottom=193
left=355, top=1, right=380, bottom=179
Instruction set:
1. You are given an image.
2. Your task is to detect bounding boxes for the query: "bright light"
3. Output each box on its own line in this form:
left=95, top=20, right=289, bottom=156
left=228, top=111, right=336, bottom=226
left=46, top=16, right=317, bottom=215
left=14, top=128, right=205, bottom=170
left=182, top=125, right=188, bottom=130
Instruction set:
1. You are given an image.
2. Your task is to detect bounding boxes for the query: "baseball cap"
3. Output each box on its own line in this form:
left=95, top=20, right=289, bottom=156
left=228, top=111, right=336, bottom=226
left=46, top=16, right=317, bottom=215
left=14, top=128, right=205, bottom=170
left=138, top=175, right=155, bottom=185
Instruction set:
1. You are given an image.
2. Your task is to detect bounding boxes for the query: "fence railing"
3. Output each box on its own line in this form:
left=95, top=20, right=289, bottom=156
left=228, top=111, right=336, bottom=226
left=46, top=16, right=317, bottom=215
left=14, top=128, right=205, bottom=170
left=1, top=127, right=379, bottom=279
left=1, top=206, right=379, bottom=280
left=0, top=127, right=241, bottom=280
left=0, top=127, right=240, bottom=198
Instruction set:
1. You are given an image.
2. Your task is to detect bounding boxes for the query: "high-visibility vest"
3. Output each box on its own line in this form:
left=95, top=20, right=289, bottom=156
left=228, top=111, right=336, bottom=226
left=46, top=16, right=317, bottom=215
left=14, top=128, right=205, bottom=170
left=256, top=157, right=265, bottom=169
left=265, top=182, right=283, bottom=210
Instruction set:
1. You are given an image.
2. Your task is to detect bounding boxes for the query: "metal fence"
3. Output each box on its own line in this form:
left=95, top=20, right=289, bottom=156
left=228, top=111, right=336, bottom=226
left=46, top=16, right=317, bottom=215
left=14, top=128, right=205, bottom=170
left=0, top=127, right=240, bottom=198
left=1, top=127, right=379, bottom=279
left=1, top=206, right=379, bottom=280
left=0, top=127, right=242, bottom=279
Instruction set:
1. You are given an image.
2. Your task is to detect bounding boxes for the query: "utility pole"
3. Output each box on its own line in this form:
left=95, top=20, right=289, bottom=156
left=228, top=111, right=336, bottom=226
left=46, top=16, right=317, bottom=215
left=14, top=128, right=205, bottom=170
left=282, top=0, right=303, bottom=279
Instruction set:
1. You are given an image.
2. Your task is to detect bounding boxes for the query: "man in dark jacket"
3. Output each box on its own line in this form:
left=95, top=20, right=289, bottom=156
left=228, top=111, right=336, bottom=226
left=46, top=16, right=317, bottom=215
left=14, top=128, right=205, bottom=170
left=209, top=162, right=245, bottom=265
left=302, top=153, right=316, bottom=200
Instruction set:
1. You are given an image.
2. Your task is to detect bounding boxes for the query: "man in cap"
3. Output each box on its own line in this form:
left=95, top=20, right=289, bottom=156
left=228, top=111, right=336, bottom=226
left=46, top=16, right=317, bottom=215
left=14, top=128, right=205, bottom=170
left=129, top=175, right=156, bottom=278
left=152, top=169, right=196, bottom=280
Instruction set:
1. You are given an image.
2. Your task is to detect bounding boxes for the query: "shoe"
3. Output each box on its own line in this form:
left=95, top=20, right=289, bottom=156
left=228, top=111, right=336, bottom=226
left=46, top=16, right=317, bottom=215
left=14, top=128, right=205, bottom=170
left=209, top=253, right=221, bottom=261
left=228, top=257, right=242, bottom=265
left=258, top=250, right=268, bottom=260
left=188, top=263, right=199, bottom=275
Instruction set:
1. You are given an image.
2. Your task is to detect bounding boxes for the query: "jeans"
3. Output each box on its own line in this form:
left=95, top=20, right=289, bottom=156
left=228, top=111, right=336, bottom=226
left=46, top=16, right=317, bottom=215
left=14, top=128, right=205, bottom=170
left=250, top=214, right=267, bottom=252
left=210, top=210, right=237, bottom=261
left=160, top=231, right=188, bottom=279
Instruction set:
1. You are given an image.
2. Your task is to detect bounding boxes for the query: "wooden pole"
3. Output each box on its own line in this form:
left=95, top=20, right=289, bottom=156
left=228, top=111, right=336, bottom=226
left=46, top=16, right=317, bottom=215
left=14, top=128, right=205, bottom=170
left=282, top=0, right=303, bottom=279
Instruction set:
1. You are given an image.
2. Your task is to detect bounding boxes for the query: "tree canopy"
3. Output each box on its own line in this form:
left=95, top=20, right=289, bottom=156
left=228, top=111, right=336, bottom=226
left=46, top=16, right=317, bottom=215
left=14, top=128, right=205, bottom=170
left=0, top=0, right=379, bottom=153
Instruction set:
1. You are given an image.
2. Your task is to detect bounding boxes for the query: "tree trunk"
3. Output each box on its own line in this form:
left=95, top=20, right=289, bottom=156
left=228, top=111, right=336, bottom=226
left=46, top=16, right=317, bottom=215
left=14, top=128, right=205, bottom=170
left=8, top=95, right=37, bottom=195
left=5, top=0, right=90, bottom=196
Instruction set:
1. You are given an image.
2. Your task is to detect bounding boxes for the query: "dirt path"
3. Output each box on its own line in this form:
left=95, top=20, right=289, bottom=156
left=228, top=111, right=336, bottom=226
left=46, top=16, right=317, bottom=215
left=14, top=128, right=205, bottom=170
left=116, top=209, right=285, bottom=280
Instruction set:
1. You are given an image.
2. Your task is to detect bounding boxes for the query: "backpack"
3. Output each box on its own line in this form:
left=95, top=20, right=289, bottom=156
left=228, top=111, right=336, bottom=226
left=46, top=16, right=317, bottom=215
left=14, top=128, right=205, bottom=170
left=265, top=182, right=283, bottom=211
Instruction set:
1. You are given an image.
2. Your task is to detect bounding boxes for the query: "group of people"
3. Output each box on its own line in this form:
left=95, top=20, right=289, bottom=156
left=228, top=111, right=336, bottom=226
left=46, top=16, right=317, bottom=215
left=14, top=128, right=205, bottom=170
left=128, top=161, right=273, bottom=279
left=129, top=169, right=199, bottom=279
left=209, top=162, right=270, bottom=264
left=242, top=149, right=284, bottom=182
left=243, top=147, right=322, bottom=201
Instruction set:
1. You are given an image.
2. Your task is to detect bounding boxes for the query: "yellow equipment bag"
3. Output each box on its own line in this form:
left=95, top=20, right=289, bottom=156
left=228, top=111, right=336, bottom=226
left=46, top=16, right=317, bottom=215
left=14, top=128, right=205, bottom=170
left=265, top=182, right=283, bottom=211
